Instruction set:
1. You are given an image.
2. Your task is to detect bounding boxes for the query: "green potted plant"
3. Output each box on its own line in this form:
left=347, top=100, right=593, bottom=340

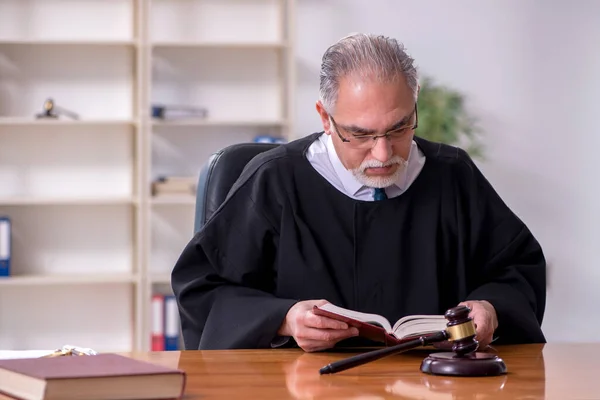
left=416, top=76, right=483, bottom=159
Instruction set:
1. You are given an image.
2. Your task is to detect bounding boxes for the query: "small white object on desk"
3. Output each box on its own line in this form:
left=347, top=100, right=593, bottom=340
left=0, top=345, right=97, bottom=359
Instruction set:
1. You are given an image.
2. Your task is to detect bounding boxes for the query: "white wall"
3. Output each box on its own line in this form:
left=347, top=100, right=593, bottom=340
left=294, top=0, right=600, bottom=342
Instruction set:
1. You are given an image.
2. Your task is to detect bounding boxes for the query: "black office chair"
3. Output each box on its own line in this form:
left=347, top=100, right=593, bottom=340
left=193, top=142, right=280, bottom=234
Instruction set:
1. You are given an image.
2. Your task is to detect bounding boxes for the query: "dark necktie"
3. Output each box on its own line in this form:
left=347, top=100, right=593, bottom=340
left=373, top=188, right=388, bottom=201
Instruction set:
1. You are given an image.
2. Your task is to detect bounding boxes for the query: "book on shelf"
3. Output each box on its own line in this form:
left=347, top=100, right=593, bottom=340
left=151, top=295, right=165, bottom=351
left=151, top=176, right=196, bottom=197
left=313, top=303, right=447, bottom=346
left=151, top=104, right=208, bottom=120
left=0, top=353, right=186, bottom=400
left=0, top=217, right=11, bottom=277
left=151, top=294, right=181, bottom=351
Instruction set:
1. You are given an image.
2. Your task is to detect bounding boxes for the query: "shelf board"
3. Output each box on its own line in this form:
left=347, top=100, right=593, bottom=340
left=151, top=41, right=287, bottom=50
left=0, top=197, right=138, bottom=206
left=0, top=39, right=138, bottom=47
left=0, top=118, right=136, bottom=127
left=0, top=274, right=138, bottom=287
left=151, top=196, right=196, bottom=206
left=150, top=275, right=172, bottom=284
left=152, top=119, right=287, bottom=127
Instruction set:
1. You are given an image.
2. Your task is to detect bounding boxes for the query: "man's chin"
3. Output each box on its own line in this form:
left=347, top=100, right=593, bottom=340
left=352, top=159, right=406, bottom=188
left=354, top=172, right=399, bottom=189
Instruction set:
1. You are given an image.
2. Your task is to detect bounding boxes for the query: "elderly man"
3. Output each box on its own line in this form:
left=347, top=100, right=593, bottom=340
left=171, top=33, right=546, bottom=352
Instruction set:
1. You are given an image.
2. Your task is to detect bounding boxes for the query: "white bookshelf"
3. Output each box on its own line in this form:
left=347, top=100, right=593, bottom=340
left=0, top=274, right=138, bottom=287
left=151, top=119, right=288, bottom=127
left=0, top=118, right=137, bottom=127
left=151, top=196, right=196, bottom=206
left=0, top=0, right=144, bottom=353
left=0, top=0, right=295, bottom=352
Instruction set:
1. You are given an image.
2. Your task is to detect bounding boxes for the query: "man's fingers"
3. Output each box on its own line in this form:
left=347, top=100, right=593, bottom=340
left=471, top=313, right=485, bottom=334
left=305, top=312, right=349, bottom=330
left=457, top=300, right=497, bottom=350
left=296, top=327, right=360, bottom=352
left=314, top=299, right=330, bottom=308
left=477, top=333, right=491, bottom=349
left=471, top=312, right=492, bottom=348
left=296, top=327, right=359, bottom=342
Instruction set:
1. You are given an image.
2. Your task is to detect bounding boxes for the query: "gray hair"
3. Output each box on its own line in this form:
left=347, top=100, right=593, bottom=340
left=319, top=33, right=419, bottom=114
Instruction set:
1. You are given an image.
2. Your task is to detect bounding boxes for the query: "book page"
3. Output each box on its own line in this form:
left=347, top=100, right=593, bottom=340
left=318, top=303, right=393, bottom=333
left=392, top=314, right=445, bottom=332
left=392, top=317, right=447, bottom=339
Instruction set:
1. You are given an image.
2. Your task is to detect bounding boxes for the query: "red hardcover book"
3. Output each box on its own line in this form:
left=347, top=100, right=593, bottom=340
left=313, top=303, right=447, bottom=346
left=151, top=294, right=165, bottom=351
left=0, top=353, right=186, bottom=400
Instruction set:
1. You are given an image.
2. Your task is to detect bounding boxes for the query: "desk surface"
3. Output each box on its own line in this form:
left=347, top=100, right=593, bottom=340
left=126, top=343, right=598, bottom=399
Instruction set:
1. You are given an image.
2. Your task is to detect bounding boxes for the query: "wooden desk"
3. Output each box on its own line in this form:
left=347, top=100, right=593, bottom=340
left=126, top=344, right=599, bottom=399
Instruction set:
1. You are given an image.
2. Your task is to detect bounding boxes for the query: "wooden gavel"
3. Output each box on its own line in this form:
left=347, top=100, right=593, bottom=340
left=36, top=98, right=79, bottom=120
left=319, top=305, right=507, bottom=377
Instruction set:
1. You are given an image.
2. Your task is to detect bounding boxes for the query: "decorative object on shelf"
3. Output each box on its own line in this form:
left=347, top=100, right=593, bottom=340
left=253, top=135, right=287, bottom=144
left=35, top=98, right=80, bottom=120
left=42, top=345, right=98, bottom=357
left=0, top=217, right=10, bottom=277
left=417, top=76, right=483, bottom=159
left=151, top=104, right=208, bottom=120
left=151, top=176, right=197, bottom=197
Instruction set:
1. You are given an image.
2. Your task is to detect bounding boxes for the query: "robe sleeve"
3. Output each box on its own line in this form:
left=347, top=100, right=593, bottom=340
left=170, top=167, right=298, bottom=350
left=458, top=150, right=547, bottom=344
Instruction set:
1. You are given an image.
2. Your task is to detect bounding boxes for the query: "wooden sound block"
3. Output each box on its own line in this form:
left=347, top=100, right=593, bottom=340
left=420, top=352, right=507, bottom=377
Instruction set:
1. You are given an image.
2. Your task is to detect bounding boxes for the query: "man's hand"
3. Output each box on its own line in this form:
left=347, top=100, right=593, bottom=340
left=458, top=300, right=498, bottom=350
left=278, top=300, right=359, bottom=352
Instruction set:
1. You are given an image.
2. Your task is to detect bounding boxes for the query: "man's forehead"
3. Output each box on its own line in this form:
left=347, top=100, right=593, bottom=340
left=338, top=74, right=413, bottom=93
left=335, top=77, right=414, bottom=111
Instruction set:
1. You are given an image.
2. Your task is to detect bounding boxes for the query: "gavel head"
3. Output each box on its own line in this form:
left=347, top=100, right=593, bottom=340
left=444, top=305, right=479, bottom=356
left=43, top=98, right=54, bottom=111
left=40, top=98, right=56, bottom=117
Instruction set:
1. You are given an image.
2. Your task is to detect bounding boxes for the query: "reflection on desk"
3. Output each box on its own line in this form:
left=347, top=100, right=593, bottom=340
left=119, top=344, right=598, bottom=399
left=283, top=348, right=539, bottom=400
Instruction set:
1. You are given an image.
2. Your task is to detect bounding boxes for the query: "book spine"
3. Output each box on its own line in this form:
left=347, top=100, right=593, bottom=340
left=151, top=294, right=165, bottom=351
left=164, top=295, right=180, bottom=351
left=151, top=104, right=208, bottom=120
left=0, top=217, right=11, bottom=277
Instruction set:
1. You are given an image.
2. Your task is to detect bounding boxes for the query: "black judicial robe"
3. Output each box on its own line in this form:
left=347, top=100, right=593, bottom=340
left=171, top=132, right=547, bottom=350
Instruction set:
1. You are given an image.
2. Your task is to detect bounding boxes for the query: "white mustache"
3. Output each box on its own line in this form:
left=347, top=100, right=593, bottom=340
left=358, top=155, right=407, bottom=171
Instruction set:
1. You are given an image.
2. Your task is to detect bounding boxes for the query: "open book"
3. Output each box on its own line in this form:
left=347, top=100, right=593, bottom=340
left=313, top=303, right=448, bottom=346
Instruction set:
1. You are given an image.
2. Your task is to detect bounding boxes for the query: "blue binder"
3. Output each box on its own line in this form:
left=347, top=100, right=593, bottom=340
left=0, top=217, right=11, bottom=277
left=164, top=295, right=180, bottom=351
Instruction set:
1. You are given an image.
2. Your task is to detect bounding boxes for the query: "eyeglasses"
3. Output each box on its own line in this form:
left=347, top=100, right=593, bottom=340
left=329, top=104, right=418, bottom=149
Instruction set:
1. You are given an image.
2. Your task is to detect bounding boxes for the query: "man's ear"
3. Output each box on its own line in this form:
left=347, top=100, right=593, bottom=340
left=315, top=100, right=332, bottom=135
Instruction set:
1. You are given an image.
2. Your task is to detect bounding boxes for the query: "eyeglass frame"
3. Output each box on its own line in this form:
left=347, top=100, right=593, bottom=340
left=328, top=104, right=418, bottom=144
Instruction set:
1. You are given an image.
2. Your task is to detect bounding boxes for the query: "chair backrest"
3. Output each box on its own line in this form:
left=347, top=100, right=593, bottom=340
left=194, top=142, right=280, bottom=234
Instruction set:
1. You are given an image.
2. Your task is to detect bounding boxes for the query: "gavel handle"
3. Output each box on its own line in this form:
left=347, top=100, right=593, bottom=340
left=319, top=330, right=448, bottom=375
left=55, top=105, right=80, bottom=120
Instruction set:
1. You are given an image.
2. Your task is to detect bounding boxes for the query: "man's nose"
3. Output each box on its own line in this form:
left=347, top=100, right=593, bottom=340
left=370, top=136, right=393, bottom=162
